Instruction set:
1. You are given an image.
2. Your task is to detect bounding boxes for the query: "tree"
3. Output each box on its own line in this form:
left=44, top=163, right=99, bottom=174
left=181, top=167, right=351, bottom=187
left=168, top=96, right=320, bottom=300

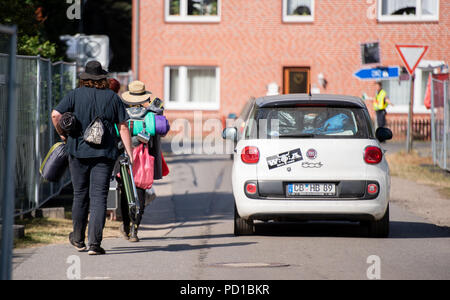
left=1, top=0, right=132, bottom=71
left=0, top=0, right=72, bottom=60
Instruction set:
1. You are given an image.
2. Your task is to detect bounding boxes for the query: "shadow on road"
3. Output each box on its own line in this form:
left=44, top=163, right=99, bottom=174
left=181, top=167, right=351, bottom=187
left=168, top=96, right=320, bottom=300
left=143, top=192, right=234, bottom=225
left=389, top=221, right=450, bottom=239
left=139, top=222, right=224, bottom=232
left=139, top=232, right=235, bottom=242
left=253, top=220, right=450, bottom=239
left=144, top=191, right=450, bottom=239
left=107, top=241, right=256, bottom=255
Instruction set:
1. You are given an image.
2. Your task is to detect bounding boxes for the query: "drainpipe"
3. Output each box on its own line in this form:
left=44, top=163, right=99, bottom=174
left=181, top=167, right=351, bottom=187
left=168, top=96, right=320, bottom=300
left=133, top=0, right=140, bottom=80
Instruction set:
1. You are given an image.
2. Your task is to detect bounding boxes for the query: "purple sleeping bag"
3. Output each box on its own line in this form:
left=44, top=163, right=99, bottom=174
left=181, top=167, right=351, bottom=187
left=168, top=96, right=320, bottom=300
left=154, top=115, right=170, bottom=136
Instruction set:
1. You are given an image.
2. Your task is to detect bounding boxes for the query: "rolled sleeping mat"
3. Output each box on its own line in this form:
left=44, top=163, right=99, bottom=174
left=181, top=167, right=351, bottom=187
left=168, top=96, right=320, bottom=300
left=154, top=115, right=170, bottom=136
left=128, top=112, right=156, bottom=136
left=58, top=112, right=77, bottom=136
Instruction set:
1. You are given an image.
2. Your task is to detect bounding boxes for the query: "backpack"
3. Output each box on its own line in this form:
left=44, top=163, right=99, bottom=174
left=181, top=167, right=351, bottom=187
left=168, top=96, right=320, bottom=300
left=126, top=107, right=156, bottom=137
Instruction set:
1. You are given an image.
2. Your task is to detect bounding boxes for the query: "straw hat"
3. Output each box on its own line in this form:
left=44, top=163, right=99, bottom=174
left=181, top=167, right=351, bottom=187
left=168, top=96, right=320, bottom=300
left=121, top=81, right=152, bottom=105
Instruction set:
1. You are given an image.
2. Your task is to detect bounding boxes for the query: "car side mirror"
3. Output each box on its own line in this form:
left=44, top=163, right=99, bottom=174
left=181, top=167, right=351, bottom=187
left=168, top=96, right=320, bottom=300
left=222, top=127, right=238, bottom=142
left=375, top=127, right=393, bottom=143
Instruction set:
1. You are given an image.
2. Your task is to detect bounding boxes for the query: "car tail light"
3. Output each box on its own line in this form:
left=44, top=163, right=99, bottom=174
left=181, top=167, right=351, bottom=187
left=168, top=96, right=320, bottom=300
left=245, top=183, right=257, bottom=195
left=367, top=183, right=378, bottom=195
left=241, top=146, right=259, bottom=164
left=364, top=146, right=383, bottom=164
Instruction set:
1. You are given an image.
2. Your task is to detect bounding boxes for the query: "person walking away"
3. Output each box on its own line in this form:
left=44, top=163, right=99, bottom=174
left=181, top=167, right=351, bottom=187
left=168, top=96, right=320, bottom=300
left=51, top=61, right=133, bottom=255
left=373, top=81, right=393, bottom=128
left=118, top=80, right=170, bottom=242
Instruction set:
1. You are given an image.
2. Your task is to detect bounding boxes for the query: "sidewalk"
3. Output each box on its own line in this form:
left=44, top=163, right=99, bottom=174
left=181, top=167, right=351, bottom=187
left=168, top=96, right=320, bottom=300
left=390, top=177, right=450, bottom=227
left=382, top=140, right=432, bottom=157
left=383, top=140, right=450, bottom=227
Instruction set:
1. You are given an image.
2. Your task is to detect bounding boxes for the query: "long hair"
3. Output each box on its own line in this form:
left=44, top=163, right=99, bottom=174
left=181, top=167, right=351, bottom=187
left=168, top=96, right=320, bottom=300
left=79, top=78, right=110, bottom=90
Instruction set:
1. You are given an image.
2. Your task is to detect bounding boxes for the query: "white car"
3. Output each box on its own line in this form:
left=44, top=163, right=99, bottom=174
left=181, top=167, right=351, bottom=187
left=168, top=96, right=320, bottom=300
left=223, top=94, right=393, bottom=238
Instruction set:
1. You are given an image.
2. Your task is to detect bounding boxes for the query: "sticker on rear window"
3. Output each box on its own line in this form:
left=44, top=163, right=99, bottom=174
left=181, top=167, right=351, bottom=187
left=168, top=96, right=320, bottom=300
left=266, top=148, right=303, bottom=170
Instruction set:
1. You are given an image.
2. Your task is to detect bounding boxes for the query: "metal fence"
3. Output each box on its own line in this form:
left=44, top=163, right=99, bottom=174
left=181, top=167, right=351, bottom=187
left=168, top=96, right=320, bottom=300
left=0, top=54, right=76, bottom=216
left=0, top=24, right=17, bottom=280
left=430, top=78, right=449, bottom=171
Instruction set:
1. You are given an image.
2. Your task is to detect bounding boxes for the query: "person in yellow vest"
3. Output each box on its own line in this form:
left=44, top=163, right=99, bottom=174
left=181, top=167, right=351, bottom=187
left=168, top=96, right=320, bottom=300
left=373, top=82, right=392, bottom=128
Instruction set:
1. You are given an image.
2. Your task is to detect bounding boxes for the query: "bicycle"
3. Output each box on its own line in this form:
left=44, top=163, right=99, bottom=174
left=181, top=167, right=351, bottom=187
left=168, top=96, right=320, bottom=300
left=118, top=152, right=140, bottom=236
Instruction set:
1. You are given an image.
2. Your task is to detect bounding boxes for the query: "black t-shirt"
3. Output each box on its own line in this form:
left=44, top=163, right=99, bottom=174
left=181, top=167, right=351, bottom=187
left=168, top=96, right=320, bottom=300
left=54, top=87, right=129, bottom=160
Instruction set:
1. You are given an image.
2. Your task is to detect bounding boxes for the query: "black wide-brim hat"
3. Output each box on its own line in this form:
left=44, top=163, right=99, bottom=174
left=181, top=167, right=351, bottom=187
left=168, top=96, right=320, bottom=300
left=79, top=60, right=108, bottom=80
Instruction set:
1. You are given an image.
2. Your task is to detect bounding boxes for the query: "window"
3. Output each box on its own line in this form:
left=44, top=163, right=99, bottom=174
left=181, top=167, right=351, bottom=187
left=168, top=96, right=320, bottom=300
left=164, top=66, right=220, bottom=110
left=166, top=0, right=220, bottom=22
left=382, top=80, right=411, bottom=108
left=246, top=106, right=372, bottom=139
left=283, top=0, right=315, bottom=22
left=378, top=0, right=439, bottom=22
left=383, top=69, right=432, bottom=114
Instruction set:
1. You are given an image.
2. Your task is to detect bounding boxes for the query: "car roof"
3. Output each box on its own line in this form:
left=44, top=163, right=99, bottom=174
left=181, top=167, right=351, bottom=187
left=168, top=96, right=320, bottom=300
left=255, top=94, right=366, bottom=109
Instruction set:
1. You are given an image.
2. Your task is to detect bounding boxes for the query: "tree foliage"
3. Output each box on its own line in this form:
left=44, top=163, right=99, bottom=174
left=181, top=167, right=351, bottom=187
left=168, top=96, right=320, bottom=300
left=0, top=0, right=132, bottom=71
left=0, top=0, right=73, bottom=60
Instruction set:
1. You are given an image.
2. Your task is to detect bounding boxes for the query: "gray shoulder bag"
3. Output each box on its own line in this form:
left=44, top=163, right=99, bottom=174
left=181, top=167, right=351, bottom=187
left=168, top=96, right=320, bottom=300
left=83, top=94, right=105, bottom=145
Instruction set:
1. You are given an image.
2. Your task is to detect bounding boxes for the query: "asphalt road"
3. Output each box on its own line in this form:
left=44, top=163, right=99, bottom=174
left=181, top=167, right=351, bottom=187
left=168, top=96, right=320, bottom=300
left=13, top=154, right=450, bottom=280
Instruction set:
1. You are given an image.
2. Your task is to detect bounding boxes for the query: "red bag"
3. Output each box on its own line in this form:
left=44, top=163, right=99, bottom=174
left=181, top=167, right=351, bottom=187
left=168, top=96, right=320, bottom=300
left=132, top=143, right=155, bottom=189
left=424, top=73, right=431, bottom=109
left=161, top=153, right=169, bottom=177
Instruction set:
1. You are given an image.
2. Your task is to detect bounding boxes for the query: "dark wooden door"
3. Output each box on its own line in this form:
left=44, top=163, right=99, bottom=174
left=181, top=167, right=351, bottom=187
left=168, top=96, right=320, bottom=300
left=284, top=67, right=310, bottom=94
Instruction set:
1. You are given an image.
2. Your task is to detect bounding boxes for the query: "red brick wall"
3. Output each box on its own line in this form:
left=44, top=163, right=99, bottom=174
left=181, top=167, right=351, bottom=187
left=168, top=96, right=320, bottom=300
left=135, top=0, right=449, bottom=128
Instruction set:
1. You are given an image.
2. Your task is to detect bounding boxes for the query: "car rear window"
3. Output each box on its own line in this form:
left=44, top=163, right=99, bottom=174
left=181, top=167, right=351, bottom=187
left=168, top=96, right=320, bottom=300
left=245, top=106, right=374, bottom=139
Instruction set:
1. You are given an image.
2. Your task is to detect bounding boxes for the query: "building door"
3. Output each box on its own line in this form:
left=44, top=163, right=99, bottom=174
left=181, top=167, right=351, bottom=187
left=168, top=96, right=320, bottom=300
left=284, top=67, right=310, bottom=94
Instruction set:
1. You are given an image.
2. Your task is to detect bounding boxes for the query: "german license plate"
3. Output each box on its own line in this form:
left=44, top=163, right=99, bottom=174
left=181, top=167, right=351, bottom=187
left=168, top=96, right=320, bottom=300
left=287, top=183, right=336, bottom=196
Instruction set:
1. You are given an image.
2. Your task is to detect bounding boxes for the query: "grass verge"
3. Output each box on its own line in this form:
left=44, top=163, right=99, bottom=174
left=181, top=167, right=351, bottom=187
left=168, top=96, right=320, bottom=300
left=14, top=212, right=121, bottom=249
left=386, top=150, right=450, bottom=198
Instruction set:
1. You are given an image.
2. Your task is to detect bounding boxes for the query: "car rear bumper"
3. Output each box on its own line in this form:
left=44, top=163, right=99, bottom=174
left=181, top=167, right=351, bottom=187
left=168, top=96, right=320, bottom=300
left=246, top=180, right=380, bottom=200
left=234, top=180, right=389, bottom=222
left=236, top=198, right=388, bottom=221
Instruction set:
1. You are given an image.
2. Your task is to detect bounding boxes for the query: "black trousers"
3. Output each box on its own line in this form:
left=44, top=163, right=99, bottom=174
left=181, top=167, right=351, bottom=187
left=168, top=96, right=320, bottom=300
left=376, top=110, right=387, bottom=128
left=68, top=155, right=115, bottom=246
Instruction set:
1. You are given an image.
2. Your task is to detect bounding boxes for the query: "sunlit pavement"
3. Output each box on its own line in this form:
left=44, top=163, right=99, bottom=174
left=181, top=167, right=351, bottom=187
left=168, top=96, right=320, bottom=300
left=13, top=154, right=450, bottom=280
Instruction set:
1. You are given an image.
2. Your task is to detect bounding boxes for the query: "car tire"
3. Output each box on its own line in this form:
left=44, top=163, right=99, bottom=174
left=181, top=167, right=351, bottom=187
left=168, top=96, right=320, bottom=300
left=234, top=204, right=254, bottom=236
left=367, top=204, right=390, bottom=238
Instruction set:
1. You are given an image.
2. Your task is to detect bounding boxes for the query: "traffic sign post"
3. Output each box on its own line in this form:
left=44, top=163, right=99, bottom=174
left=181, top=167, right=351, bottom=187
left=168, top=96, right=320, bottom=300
left=395, top=45, right=429, bottom=75
left=395, top=45, right=429, bottom=153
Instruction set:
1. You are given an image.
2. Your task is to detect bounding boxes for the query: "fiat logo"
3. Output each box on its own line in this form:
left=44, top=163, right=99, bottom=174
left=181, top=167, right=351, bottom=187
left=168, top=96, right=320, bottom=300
left=306, top=149, right=317, bottom=160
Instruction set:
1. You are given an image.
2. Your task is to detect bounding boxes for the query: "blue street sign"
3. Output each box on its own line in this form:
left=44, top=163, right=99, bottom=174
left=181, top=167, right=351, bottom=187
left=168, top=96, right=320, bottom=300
left=354, top=66, right=400, bottom=80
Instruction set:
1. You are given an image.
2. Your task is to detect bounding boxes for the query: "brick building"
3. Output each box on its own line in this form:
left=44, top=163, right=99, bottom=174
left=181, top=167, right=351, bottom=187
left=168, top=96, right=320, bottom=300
left=132, top=0, right=449, bottom=138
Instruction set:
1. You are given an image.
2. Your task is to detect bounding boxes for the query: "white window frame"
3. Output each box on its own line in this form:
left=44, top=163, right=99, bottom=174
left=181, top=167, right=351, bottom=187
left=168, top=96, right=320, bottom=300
left=384, top=68, right=431, bottom=114
left=282, top=0, right=315, bottom=23
left=378, top=0, right=439, bottom=22
left=164, top=66, right=221, bottom=111
left=165, top=0, right=221, bottom=23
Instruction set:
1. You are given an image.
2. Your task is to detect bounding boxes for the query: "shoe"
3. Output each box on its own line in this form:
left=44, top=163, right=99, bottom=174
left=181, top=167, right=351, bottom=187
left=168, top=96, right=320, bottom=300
left=69, top=232, right=87, bottom=252
left=119, top=223, right=130, bottom=240
left=88, top=245, right=106, bottom=255
left=129, top=226, right=140, bottom=243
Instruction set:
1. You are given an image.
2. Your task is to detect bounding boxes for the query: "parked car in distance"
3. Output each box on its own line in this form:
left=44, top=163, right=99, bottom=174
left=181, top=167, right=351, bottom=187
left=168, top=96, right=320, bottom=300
left=223, top=94, right=393, bottom=238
